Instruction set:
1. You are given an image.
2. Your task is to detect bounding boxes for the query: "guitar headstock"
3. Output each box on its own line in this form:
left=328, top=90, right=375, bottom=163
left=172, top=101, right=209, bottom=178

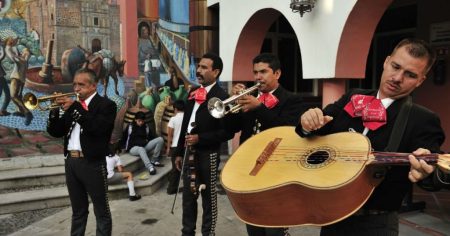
left=437, top=154, right=450, bottom=174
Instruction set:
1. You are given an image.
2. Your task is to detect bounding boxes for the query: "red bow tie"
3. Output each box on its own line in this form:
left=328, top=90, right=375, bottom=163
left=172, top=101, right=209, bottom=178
left=80, top=100, right=88, bottom=111
left=258, top=93, right=279, bottom=109
left=344, top=94, right=386, bottom=130
left=189, top=87, right=207, bottom=104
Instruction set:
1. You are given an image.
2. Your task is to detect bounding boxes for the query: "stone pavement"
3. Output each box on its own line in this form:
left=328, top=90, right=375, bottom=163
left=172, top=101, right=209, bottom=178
left=9, top=180, right=321, bottom=236
left=9, top=179, right=450, bottom=236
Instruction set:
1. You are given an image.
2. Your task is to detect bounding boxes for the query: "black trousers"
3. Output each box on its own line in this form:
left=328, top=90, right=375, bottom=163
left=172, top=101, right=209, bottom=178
left=246, top=224, right=287, bottom=236
left=0, top=76, right=11, bottom=111
left=65, top=157, right=112, bottom=236
left=167, top=147, right=181, bottom=193
left=320, top=212, right=398, bottom=236
left=181, top=149, right=220, bottom=236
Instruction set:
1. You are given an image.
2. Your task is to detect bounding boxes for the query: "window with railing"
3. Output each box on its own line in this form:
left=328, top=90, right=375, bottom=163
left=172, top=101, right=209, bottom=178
left=157, top=28, right=191, bottom=80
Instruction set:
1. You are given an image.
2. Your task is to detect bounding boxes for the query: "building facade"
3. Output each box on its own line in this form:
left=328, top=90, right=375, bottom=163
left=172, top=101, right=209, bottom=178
left=208, top=0, right=450, bottom=148
left=25, top=0, right=120, bottom=65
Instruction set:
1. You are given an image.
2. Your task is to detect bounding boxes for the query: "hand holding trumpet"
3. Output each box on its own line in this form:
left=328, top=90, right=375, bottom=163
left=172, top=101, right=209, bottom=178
left=208, top=83, right=261, bottom=118
left=232, top=83, right=262, bottom=113
left=231, top=83, right=247, bottom=95
left=53, top=93, right=75, bottom=111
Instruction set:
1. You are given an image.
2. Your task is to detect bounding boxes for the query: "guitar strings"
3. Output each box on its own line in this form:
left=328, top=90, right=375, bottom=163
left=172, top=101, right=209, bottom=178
left=250, top=146, right=438, bottom=164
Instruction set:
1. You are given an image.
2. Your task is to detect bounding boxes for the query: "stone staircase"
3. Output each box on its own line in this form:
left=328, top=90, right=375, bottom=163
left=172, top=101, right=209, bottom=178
left=0, top=154, right=171, bottom=215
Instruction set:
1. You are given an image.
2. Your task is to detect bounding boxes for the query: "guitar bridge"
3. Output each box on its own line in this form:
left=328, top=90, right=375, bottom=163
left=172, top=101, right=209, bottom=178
left=249, top=138, right=282, bottom=176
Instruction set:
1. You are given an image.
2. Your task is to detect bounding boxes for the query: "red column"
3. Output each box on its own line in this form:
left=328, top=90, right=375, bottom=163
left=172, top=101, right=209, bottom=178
left=119, top=0, right=139, bottom=78
left=322, top=80, right=346, bottom=108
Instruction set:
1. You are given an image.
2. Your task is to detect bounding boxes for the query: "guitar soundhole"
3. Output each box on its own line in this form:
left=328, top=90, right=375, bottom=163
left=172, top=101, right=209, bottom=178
left=299, top=146, right=335, bottom=169
left=306, top=151, right=329, bottom=165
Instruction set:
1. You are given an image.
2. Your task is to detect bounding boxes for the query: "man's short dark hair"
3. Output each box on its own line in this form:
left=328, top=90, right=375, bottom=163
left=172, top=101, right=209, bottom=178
left=134, top=111, right=146, bottom=120
left=393, top=38, right=436, bottom=73
left=173, top=100, right=185, bottom=111
left=202, top=52, right=223, bottom=78
left=253, top=53, right=281, bottom=72
left=74, top=67, right=98, bottom=84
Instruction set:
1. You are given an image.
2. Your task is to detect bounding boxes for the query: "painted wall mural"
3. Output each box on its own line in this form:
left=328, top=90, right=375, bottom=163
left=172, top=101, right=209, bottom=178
left=155, top=0, right=192, bottom=84
left=0, top=0, right=125, bottom=131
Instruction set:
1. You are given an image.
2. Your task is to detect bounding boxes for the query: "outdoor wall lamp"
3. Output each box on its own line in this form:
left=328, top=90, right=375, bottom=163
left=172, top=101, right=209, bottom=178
left=290, top=0, right=316, bottom=17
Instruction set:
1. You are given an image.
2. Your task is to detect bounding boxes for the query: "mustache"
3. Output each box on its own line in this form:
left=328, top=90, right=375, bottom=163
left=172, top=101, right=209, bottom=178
left=388, top=79, right=400, bottom=85
left=196, top=73, right=203, bottom=79
left=387, top=80, right=400, bottom=88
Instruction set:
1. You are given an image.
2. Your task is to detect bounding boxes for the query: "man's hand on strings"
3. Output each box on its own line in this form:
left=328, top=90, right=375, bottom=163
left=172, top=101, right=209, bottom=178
left=408, top=148, right=435, bottom=183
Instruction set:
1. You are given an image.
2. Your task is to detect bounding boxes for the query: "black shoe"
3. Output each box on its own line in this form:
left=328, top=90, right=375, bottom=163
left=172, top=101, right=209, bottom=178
left=149, top=167, right=156, bottom=175
left=152, top=161, right=165, bottom=167
left=129, top=194, right=141, bottom=201
left=24, top=112, right=33, bottom=126
left=167, top=189, right=177, bottom=195
left=12, top=111, right=25, bottom=117
left=0, top=110, right=10, bottom=116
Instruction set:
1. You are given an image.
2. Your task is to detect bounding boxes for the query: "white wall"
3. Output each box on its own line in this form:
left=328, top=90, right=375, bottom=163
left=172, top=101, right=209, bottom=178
left=211, top=0, right=358, bottom=81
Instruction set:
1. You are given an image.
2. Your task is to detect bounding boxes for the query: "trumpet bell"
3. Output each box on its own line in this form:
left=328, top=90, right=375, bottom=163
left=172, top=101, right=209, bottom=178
left=23, top=93, right=39, bottom=110
left=208, top=97, right=226, bottom=118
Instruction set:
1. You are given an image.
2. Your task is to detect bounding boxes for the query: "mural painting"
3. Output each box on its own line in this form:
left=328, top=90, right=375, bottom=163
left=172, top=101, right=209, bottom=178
left=0, top=0, right=193, bottom=155
left=0, top=0, right=125, bottom=131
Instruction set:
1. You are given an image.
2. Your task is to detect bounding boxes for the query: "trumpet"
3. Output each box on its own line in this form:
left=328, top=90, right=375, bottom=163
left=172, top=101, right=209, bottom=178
left=23, top=92, right=79, bottom=110
left=208, top=83, right=260, bottom=118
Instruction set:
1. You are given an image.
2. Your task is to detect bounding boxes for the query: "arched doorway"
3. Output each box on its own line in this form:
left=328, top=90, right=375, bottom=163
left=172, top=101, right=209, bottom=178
left=260, top=16, right=315, bottom=95
left=232, top=9, right=314, bottom=96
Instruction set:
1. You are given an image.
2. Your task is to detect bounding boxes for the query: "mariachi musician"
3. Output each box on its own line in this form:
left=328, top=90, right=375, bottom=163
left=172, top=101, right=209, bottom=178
left=47, top=68, right=116, bottom=235
left=297, top=38, right=449, bottom=235
left=175, top=52, right=234, bottom=236
left=228, top=53, right=304, bottom=236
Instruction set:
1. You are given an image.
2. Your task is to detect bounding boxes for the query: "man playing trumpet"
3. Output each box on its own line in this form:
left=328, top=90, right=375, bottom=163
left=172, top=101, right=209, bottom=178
left=229, top=53, right=305, bottom=236
left=47, top=68, right=116, bottom=236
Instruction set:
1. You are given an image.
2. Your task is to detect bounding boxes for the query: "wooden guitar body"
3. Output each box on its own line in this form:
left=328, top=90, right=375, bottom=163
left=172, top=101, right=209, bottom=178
left=221, top=126, right=383, bottom=227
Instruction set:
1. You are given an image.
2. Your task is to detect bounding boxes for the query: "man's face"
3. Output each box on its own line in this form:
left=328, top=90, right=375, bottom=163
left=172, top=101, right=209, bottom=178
left=196, top=58, right=219, bottom=86
left=379, top=46, right=428, bottom=100
left=253, top=62, right=280, bottom=93
left=141, top=27, right=149, bottom=38
left=73, top=73, right=97, bottom=100
left=135, top=119, right=145, bottom=126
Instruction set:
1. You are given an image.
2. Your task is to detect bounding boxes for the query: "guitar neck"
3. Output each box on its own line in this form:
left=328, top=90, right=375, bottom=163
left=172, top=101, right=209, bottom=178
left=371, top=152, right=438, bottom=166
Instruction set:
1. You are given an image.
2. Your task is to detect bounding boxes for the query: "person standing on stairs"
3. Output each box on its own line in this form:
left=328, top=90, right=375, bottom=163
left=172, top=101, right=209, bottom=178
left=47, top=68, right=116, bottom=236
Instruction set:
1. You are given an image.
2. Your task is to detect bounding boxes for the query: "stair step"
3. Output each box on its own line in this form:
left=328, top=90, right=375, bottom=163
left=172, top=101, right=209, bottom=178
left=0, top=158, right=171, bottom=215
left=0, top=154, right=144, bottom=191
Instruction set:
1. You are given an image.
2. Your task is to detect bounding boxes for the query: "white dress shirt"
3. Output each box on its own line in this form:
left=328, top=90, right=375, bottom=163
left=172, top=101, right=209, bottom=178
left=67, top=92, right=96, bottom=151
left=187, top=82, right=215, bottom=133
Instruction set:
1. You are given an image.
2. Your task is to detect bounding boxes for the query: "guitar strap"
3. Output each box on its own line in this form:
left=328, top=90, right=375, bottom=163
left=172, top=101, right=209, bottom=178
left=384, top=96, right=412, bottom=152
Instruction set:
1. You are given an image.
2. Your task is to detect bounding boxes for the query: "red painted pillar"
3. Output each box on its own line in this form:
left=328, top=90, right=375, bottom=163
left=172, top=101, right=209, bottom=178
left=119, top=0, right=139, bottom=78
left=322, top=80, right=346, bottom=108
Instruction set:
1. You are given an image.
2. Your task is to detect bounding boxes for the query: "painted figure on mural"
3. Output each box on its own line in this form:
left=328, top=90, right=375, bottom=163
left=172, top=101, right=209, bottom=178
left=144, top=53, right=152, bottom=88
left=164, top=65, right=184, bottom=91
left=30, top=28, right=40, bottom=49
left=0, top=38, right=11, bottom=116
left=5, top=37, right=32, bottom=125
left=0, top=0, right=5, bottom=10
left=138, top=22, right=155, bottom=73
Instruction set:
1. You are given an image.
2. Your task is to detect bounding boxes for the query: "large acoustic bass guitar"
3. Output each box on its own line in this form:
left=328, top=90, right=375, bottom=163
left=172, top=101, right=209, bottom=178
left=221, top=126, right=450, bottom=227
